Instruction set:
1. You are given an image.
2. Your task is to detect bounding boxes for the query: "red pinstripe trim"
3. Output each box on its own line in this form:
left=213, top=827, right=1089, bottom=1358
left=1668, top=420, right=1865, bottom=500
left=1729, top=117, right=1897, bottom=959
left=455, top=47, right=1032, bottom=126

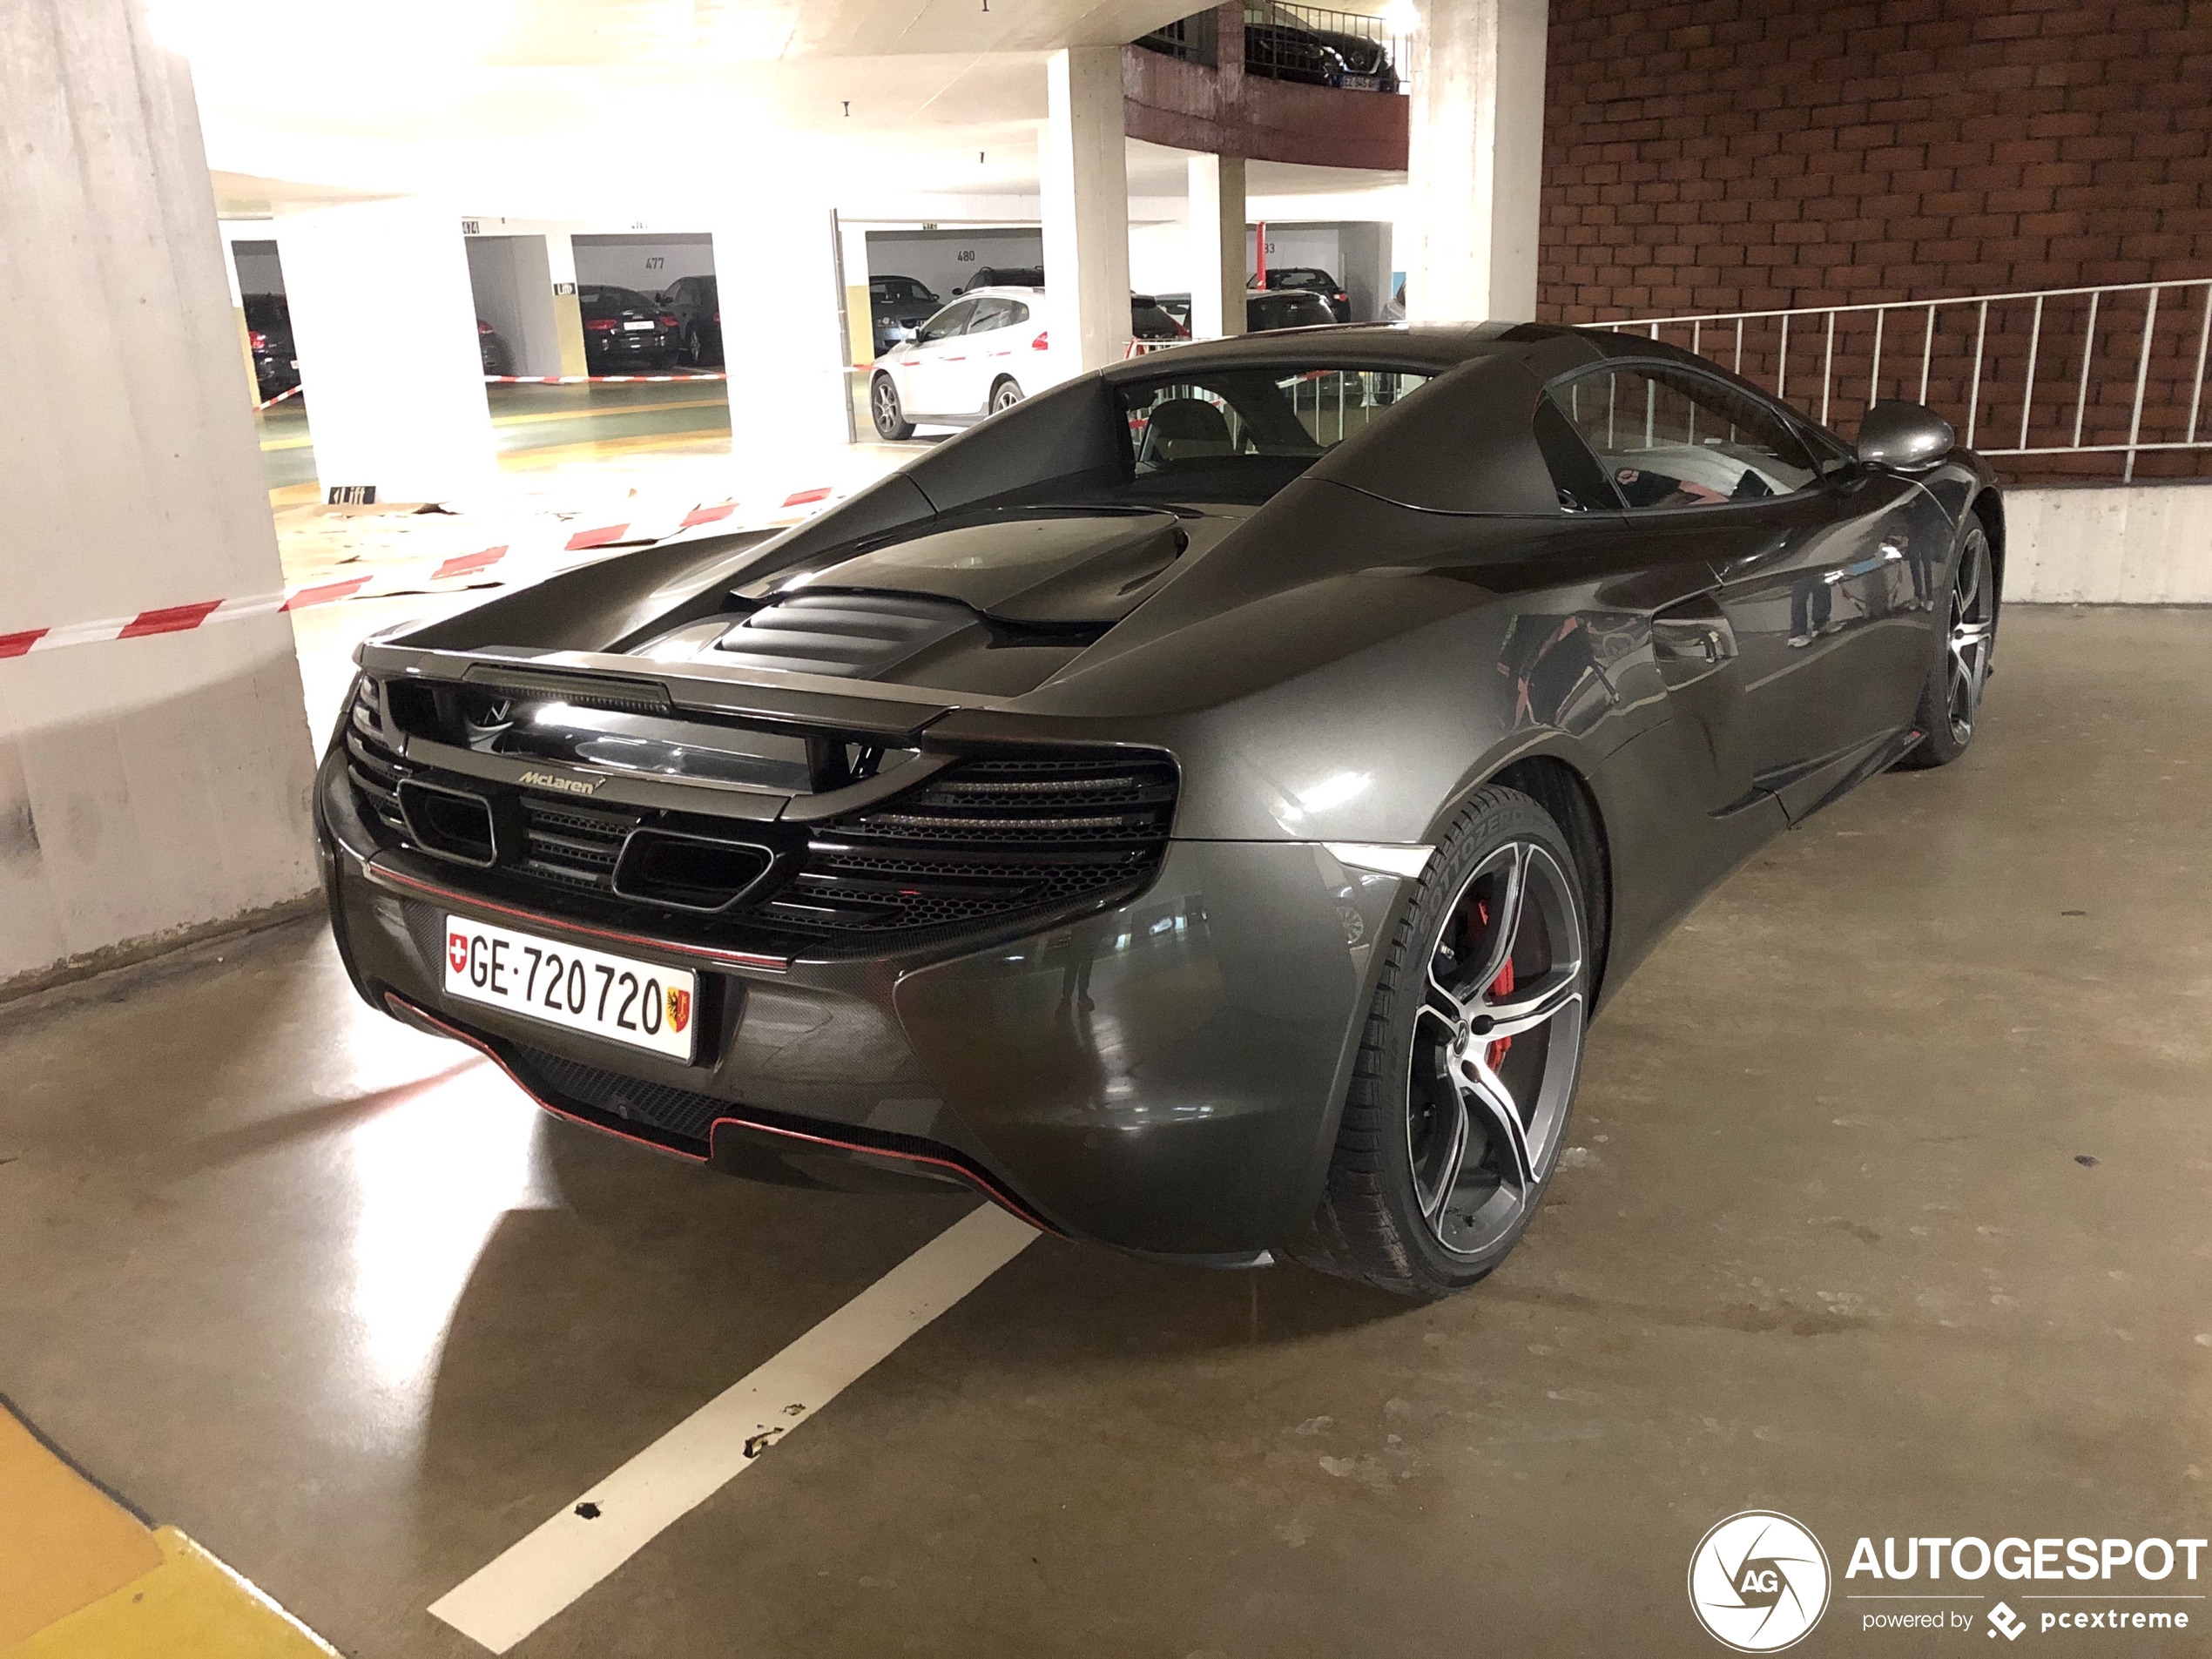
left=388, top=993, right=1053, bottom=1234
left=708, top=1116, right=1059, bottom=1237
left=118, top=600, right=222, bottom=637
left=384, top=995, right=705, bottom=1163
left=364, top=860, right=790, bottom=972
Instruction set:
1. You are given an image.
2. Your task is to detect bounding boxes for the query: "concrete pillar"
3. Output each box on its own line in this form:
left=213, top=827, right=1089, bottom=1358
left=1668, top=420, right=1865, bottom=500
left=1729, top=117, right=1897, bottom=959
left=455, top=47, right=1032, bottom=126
left=0, top=0, right=316, bottom=989
left=1405, top=0, right=1548, bottom=323
left=710, top=199, right=851, bottom=454
left=1039, top=45, right=1132, bottom=377
left=544, top=233, right=588, bottom=379
left=1187, top=153, right=1247, bottom=340
left=215, top=219, right=260, bottom=404
left=465, top=235, right=563, bottom=379
left=274, top=198, right=495, bottom=502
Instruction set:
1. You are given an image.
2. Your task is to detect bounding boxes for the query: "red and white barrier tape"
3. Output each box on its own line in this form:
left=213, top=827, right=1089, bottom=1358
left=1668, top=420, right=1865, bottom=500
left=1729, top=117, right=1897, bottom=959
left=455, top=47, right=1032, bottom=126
left=2, top=487, right=835, bottom=658
left=482, top=373, right=728, bottom=385
left=255, top=383, right=305, bottom=411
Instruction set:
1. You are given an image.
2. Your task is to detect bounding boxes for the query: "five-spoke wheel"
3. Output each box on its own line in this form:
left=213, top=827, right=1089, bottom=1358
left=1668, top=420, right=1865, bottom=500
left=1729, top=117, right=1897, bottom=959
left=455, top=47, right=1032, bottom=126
left=1900, top=517, right=1997, bottom=769
left=1299, top=784, right=1594, bottom=1298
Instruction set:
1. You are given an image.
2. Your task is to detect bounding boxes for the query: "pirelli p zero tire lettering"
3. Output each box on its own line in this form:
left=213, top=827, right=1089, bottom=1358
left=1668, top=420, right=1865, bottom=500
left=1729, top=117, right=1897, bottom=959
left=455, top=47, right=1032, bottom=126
left=1296, top=786, right=1592, bottom=1299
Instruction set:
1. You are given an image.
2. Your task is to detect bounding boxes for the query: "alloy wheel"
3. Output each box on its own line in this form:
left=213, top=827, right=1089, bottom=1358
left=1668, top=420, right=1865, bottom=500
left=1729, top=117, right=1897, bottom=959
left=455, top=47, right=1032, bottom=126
left=1946, top=532, right=1994, bottom=744
left=991, top=381, right=1022, bottom=413
left=873, top=380, right=899, bottom=435
left=1406, top=840, right=1586, bottom=1256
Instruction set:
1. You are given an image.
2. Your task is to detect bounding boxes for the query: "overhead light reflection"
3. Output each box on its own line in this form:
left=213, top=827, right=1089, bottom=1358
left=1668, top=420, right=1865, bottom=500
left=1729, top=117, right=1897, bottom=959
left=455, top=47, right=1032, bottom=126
left=345, top=1063, right=555, bottom=1407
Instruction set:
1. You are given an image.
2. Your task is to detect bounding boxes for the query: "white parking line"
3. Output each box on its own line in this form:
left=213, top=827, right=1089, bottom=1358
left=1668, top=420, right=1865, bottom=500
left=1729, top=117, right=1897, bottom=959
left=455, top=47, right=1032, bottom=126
left=426, top=1204, right=1039, bottom=1652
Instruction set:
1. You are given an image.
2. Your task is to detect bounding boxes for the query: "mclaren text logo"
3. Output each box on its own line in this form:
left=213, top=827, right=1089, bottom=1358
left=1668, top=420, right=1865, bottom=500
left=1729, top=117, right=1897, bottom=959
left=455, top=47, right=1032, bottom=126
left=1689, top=1512, right=1831, bottom=1652
left=517, top=769, right=600, bottom=797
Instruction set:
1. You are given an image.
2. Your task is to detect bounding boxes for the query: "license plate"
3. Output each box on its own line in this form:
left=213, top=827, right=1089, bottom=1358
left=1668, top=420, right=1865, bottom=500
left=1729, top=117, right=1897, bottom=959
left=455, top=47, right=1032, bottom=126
left=442, top=915, right=697, bottom=1061
left=1344, top=73, right=1380, bottom=89
left=623, top=320, right=655, bottom=331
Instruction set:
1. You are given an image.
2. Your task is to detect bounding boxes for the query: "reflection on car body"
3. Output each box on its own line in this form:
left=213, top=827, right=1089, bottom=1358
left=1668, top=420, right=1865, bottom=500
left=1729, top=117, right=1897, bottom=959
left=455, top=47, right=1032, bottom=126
left=318, top=321, right=2001, bottom=1299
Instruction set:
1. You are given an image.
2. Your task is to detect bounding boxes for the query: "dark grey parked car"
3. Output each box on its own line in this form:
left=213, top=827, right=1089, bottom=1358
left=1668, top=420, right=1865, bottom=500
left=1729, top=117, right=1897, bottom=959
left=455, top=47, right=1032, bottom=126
left=317, top=323, right=2000, bottom=1298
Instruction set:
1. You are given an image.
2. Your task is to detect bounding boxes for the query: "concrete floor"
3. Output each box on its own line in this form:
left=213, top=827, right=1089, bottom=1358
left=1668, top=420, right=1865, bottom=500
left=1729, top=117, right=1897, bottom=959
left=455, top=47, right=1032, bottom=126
left=2, top=605, right=2208, bottom=1656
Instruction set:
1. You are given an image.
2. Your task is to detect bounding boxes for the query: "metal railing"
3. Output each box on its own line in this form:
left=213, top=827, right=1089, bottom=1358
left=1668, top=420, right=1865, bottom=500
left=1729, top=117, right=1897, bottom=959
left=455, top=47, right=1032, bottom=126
left=1601, top=279, right=2212, bottom=482
left=1136, top=3, right=1408, bottom=93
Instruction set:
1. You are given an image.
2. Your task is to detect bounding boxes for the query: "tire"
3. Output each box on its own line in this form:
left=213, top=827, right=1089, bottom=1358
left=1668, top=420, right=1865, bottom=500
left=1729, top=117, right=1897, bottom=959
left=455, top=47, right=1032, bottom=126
left=988, top=378, right=1024, bottom=415
left=1895, top=516, right=1996, bottom=770
left=1295, top=786, right=1593, bottom=1298
left=682, top=327, right=702, bottom=368
left=871, top=374, right=914, bottom=441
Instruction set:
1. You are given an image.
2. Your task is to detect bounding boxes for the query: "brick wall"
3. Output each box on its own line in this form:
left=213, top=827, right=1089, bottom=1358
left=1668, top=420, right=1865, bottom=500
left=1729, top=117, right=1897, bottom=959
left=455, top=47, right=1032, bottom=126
left=1538, top=0, right=2212, bottom=480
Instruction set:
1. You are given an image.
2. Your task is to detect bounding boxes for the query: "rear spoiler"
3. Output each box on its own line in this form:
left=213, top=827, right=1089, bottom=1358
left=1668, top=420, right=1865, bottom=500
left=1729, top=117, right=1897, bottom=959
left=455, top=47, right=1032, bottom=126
left=354, top=642, right=1010, bottom=740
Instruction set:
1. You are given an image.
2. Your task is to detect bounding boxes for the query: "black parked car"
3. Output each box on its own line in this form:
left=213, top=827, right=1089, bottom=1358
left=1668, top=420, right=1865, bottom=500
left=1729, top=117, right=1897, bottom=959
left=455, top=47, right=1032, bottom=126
left=1247, top=289, right=1339, bottom=332
left=578, top=284, right=679, bottom=371
left=1244, top=18, right=1344, bottom=86
left=957, top=265, right=1044, bottom=293
left=1131, top=293, right=1189, bottom=341
left=243, top=293, right=296, bottom=401
left=1248, top=1, right=1399, bottom=90
left=477, top=318, right=513, bottom=377
left=658, top=275, right=721, bottom=368
left=318, top=323, right=1999, bottom=1298
left=869, top=274, right=941, bottom=356
left=1256, top=266, right=1352, bottom=322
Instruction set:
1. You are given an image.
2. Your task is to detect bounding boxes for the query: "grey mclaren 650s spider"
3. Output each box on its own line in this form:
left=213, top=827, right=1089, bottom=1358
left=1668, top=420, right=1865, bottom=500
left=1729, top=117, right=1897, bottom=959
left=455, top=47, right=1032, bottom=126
left=317, top=321, right=2000, bottom=1298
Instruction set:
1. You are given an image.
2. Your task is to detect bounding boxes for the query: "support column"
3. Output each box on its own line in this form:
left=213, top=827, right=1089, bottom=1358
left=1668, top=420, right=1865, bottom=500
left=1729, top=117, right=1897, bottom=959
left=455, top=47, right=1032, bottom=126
left=1405, top=0, right=1548, bottom=323
left=710, top=199, right=851, bottom=455
left=0, top=0, right=315, bottom=988
left=464, top=234, right=562, bottom=379
left=544, top=233, right=588, bottom=378
left=274, top=197, right=496, bottom=502
left=1040, top=45, right=1132, bottom=377
left=1187, top=153, right=1247, bottom=340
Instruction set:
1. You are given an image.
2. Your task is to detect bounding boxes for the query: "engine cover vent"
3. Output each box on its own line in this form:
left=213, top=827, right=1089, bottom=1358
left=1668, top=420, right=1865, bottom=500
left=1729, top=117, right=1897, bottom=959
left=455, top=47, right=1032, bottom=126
left=712, top=592, right=978, bottom=679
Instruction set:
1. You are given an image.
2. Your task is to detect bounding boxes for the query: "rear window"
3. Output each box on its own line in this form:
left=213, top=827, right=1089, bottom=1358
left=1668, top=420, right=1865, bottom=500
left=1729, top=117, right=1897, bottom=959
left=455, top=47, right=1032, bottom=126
left=1120, top=366, right=1434, bottom=496
left=1250, top=293, right=1335, bottom=330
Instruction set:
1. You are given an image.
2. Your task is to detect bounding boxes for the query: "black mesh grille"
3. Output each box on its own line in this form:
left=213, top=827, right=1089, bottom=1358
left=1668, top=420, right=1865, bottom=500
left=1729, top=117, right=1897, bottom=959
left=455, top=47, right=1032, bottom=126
left=750, top=755, right=1179, bottom=943
left=347, top=675, right=1177, bottom=956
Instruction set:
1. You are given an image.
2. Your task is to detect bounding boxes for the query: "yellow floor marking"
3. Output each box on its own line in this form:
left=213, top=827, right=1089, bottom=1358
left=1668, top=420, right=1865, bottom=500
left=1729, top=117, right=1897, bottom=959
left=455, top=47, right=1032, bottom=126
left=489, top=395, right=729, bottom=428
left=494, top=428, right=732, bottom=469
left=0, top=1410, right=161, bottom=1646
left=4, top=1527, right=338, bottom=1658
left=0, top=1403, right=336, bottom=1657
left=257, top=396, right=729, bottom=449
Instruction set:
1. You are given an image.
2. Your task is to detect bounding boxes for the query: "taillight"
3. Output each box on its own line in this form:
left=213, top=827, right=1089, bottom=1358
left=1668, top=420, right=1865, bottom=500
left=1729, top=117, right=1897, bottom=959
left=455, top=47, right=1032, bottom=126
left=1334, top=292, right=1348, bottom=303
left=1030, top=330, right=1049, bottom=351
left=583, top=318, right=617, bottom=332
left=658, top=314, right=679, bottom=327
left=247, top=330, right=267, bottom=348
left=1174, top=320, right=1190, bottom=337
left=477, top=320, right=493, bottom=334
left=712, top=312, right=720, bottom=324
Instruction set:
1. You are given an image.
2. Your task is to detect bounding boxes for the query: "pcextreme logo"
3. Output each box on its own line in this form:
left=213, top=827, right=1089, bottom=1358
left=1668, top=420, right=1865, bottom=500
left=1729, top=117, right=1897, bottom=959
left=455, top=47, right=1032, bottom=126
left=1689, top=1511, right=1832, bottom=1651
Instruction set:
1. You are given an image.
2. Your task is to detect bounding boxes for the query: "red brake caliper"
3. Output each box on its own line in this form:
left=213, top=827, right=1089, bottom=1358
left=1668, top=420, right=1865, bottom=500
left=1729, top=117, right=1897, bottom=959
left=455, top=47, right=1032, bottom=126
left=1474, top=901, right=1514, bottom=1069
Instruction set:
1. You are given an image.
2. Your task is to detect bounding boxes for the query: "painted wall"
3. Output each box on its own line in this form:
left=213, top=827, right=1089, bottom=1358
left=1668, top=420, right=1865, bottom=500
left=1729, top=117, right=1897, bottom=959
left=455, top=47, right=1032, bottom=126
left=863, top=228, right=1046, bottom=307
left=230, top=239, right=283, bottom=294
left=571, top=233, right=715, bottom=296
left=2006, top=483, right=2212, bottom=604
left=2, top=0, right=316, bottom=991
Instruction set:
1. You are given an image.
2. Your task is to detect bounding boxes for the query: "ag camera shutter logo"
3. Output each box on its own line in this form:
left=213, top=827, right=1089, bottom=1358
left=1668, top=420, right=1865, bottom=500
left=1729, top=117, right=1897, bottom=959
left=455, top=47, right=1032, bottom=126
left=1689, top=1511, right=1831, bottom=1651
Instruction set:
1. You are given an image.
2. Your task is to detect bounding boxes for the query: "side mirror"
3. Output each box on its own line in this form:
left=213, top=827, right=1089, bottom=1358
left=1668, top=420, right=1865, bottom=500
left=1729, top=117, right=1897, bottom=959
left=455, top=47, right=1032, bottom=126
left=1857, top=401, right=1955, bottom=471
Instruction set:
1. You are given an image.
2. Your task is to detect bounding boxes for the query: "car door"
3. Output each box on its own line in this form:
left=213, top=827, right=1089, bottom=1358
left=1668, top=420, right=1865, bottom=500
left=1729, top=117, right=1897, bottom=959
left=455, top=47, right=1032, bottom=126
left=961, top=297, right=1025, bottom=408
left=1543, top=362, right=1929, bottom=817
left=896, top=299, right=976, bottom=415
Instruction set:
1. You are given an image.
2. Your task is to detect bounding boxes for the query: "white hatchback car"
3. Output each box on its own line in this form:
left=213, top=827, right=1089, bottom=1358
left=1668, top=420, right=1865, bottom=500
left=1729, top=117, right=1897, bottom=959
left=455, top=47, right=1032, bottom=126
left=868, top=286, right=1045, bottom=439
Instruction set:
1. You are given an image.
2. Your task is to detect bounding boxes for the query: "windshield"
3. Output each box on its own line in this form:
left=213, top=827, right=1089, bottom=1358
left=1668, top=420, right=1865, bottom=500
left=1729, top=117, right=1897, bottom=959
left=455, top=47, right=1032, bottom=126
left=1119, top=366, right=1435, bottom=496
